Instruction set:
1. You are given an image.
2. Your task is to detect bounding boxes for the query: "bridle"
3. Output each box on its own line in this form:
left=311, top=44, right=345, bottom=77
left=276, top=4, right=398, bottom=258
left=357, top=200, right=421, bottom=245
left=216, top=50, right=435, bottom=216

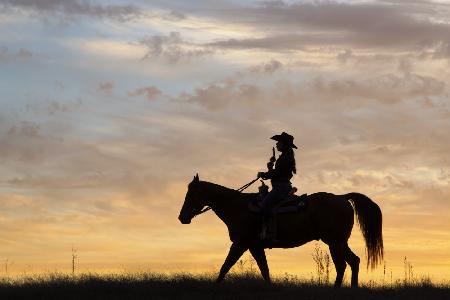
left=192, top=177, right=259, bottom=219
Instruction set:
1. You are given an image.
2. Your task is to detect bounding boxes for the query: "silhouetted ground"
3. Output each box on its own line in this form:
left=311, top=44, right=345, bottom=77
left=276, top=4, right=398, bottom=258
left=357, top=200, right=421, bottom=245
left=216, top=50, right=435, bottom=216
left=0, top=273, right=449, bottom=300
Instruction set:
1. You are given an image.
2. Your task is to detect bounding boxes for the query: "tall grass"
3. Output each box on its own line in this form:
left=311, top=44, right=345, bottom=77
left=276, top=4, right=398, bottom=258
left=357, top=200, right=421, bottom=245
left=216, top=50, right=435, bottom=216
left=0, top=245, right=448, bottom=299
left=0, top=271, right=448, bottom=300
left=311, top=242, right=331, bottom=285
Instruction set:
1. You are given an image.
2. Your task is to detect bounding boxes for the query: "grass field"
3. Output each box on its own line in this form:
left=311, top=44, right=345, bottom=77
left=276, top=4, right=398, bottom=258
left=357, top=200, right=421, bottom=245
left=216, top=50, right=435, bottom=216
left=1, top=272, right=449, bottom=300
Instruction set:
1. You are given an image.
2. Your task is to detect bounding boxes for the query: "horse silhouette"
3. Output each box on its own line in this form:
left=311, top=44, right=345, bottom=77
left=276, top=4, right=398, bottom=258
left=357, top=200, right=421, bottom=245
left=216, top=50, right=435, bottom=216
left=178, top=174, right=383, bottom=288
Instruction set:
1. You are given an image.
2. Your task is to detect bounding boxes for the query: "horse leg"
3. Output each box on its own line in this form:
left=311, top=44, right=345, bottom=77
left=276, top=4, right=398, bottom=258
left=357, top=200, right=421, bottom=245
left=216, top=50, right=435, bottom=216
left=329, top=244, right=347, bottom=288
left=249, top=246, right=271, bottom=283
left=216, top=242, right=248, bottom=283
left=344, top=244, right=360, bottom=288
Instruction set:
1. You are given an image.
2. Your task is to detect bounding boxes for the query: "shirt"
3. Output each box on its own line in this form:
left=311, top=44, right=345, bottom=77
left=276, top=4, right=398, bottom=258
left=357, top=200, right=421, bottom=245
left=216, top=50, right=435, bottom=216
left=262, top=151, right=295, bottom=183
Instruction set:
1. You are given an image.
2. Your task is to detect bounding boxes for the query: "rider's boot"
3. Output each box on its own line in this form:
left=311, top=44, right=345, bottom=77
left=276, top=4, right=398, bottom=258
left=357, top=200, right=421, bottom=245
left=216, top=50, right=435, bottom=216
left=260, top=214, right=277, bottom=243
left=260, top=215, right=268, bottom=240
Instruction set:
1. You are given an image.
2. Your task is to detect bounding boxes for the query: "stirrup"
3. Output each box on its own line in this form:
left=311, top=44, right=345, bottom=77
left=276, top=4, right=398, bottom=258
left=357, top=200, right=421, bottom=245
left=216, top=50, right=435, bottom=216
left=260, top=222, right=277, bottom=242
left=260, top=224, right=268, bottom=240
left=260, top=231, right=278, bottom=243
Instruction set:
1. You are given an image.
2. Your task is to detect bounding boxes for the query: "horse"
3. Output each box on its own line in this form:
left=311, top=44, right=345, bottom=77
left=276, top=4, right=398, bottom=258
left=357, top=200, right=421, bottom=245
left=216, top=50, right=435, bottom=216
left=178, top=174, right=383, bottom=288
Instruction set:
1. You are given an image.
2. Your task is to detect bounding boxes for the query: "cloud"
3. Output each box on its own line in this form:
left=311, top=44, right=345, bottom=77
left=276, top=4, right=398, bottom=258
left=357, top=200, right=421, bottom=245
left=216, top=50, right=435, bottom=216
left=176, top=59, right=284, bottom=111
left=248, top=59, right=283, bottom=74
left=66, top=38, right=145, bottom=60
left=23, top=99, right=83, bottom=116
left=127, top=86, right=162, bottom=101
left=337, top=49, right=353, bottom=64
left=0, top=46, right=33, bottom=62
left=0, top=119, right=130, bottom=193
left=139, top=32, right=215, bottom=63
left=180, top=77, right=263, bottom=111
left=0, top=104, right=260, bottom=197
left=0, top=121, right=50, bottom=163
left=432, top=41, right=450, bottom=59
left=0, top=0, right=143, bottom=21
left=164, top=10, right=186, bottom=21
left=203, top=1, right=450, bottom=53
left=308, top=73, right=446, bottom=104
left=180, top=69, right=446, bottom=112
left=97, top=81, right=115, bottom=94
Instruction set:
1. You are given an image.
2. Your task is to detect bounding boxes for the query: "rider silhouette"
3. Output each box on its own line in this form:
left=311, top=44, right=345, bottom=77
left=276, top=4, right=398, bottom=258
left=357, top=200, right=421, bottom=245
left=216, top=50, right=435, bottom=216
left=257, top=132, right=297, bottom=239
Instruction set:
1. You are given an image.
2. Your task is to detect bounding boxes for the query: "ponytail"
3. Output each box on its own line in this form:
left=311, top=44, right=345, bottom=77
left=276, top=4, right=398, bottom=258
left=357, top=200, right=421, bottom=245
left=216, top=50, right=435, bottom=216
left=284, top=147, right=297, bottom=174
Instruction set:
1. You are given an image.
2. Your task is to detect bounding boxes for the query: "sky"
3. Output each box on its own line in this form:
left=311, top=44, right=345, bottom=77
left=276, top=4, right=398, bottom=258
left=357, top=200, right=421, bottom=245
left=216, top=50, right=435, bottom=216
left=0, top=0, right=449, bottom=282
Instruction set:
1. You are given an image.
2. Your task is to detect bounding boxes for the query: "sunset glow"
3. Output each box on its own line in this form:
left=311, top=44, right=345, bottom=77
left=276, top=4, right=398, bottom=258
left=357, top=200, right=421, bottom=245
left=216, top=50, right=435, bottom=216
left=0, top=0, right=449, bottom=283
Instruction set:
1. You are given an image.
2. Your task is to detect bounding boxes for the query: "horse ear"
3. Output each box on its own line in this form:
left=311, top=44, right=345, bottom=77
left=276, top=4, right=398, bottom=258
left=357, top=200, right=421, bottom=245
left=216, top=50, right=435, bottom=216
left=192, top=173, right=199, bottom=183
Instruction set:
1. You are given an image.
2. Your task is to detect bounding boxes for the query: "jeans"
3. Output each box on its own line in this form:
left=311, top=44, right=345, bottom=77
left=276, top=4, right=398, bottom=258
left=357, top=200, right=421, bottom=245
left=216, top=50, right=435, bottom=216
left=261, top=182, right=292, bottom=216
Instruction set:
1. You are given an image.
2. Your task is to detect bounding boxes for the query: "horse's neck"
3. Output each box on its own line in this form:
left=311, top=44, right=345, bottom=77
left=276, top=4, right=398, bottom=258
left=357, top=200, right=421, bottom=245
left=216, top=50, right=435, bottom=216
left=199, top=181, right=253, bottom=224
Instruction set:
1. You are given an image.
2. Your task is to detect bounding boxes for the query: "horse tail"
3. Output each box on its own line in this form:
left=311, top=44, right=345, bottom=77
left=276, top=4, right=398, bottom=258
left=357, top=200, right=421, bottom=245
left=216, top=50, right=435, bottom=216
left=345, top=192, right=384, bottom=269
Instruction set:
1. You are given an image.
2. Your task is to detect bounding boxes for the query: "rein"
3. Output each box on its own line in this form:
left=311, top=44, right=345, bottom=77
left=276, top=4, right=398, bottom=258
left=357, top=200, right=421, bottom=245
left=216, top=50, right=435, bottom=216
left=193, top=206, right=212, bottom=218
left=193, top=177, right=259, bottom=218
left=236, top=177, right=259, bottom=192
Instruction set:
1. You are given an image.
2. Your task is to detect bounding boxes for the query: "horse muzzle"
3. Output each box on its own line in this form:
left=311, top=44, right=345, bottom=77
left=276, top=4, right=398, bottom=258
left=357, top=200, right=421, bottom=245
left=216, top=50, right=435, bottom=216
left=178, top=214, right=192, bottom=224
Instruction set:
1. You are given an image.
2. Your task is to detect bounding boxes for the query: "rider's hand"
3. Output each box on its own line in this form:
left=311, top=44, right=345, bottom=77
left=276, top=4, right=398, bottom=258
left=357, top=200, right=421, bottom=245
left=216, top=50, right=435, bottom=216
left=257, top=172, right=265, bottom=178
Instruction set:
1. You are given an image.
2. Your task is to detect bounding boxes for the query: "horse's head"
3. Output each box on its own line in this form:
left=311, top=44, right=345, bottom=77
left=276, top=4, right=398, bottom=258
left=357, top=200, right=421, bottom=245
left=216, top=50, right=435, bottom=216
left=178, top=174, right=207, bottom=224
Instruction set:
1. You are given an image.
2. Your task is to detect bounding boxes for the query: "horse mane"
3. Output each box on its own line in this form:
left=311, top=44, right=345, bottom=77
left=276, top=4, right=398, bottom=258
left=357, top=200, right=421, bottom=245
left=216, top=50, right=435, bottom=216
left=198, top=181, right=257, bottom=200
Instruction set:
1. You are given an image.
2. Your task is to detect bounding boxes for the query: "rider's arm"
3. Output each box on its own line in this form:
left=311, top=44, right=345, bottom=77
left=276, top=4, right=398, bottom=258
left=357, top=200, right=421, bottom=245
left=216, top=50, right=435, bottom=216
left=259, top=171, right=271, bottom=180
left=266, top=154, right=291, bottom=180
left=260, top=159, right=283, bottom=179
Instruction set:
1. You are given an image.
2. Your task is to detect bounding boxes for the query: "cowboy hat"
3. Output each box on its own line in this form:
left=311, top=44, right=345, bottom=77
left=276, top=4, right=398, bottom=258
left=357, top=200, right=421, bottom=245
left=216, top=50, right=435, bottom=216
left=270, top=132, right=297, bottom=149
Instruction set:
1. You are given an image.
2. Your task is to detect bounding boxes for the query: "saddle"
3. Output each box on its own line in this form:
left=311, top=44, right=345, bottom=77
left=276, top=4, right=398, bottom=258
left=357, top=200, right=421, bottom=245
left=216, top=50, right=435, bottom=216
left=248, top=186, right=308, bottom=214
